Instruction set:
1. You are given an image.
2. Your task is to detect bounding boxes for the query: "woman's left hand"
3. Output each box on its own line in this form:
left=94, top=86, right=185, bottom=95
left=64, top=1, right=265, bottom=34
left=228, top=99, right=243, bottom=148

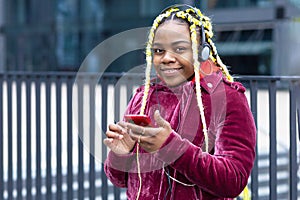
left=120, top=110, right=172, bottom=152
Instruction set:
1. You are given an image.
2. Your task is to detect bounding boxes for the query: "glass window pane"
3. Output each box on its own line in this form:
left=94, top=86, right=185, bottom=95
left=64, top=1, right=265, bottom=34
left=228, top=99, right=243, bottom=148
left=56, top=0, right=104, bottom=70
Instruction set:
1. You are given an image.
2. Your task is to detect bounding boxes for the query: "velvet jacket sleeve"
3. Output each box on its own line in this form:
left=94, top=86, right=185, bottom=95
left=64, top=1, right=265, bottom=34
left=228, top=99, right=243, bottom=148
left=154, top=81, right=256, bottom=198
left=104, top=89, right=145, bottom=188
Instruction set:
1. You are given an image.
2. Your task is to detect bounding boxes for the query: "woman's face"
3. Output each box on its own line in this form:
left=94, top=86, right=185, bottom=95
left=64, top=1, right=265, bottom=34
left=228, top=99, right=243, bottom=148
left=152, top=20, right=194, bottom=87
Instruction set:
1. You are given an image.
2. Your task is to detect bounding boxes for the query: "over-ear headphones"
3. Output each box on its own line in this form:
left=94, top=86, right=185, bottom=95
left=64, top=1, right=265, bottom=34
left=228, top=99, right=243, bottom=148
left=160, top=4, right=211, bottom=61
left=199, top=25, right=210, bottom=61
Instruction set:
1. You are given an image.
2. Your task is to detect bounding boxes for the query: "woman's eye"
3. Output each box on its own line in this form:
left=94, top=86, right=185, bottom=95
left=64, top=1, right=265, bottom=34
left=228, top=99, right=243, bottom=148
left=175, top=47, right=187, bottom=53
left=152, top=48, right=164, bottom=54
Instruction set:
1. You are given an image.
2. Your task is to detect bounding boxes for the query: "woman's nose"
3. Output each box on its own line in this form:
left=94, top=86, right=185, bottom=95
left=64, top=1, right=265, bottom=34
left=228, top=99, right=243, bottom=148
left=161, top=50, right=176, bottom=63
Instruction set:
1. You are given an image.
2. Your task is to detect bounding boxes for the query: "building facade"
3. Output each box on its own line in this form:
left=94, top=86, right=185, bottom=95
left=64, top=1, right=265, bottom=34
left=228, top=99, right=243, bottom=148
left=0, top=0, right=300, bottom=75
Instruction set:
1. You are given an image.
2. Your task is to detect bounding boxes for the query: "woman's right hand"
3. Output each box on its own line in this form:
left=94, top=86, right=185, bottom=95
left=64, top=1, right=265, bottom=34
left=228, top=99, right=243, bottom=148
left=103, top=122, right=135, bottom=155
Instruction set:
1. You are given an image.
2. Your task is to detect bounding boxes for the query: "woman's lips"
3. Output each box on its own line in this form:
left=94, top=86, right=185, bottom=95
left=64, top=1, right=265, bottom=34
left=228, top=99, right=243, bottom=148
left=160, top=67, right=183, bottom=76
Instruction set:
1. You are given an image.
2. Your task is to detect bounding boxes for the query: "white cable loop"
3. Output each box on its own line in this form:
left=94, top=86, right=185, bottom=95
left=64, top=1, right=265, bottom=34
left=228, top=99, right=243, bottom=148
left=163, top=166, right=196, bottom=187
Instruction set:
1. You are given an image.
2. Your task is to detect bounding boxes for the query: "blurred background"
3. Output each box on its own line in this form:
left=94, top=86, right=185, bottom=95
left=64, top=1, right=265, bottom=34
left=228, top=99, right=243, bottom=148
left=0, top=1, right=299, bottom=199
left=0, top=0, right=300, bottom=75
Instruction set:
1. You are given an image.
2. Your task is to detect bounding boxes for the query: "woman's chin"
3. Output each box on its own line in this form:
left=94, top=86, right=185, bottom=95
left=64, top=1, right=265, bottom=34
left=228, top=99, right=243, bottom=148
left=163, top=78, right=187, bottom=87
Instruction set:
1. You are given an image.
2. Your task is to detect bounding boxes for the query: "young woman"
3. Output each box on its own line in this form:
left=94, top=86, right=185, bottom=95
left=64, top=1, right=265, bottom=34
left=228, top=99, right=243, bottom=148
left=104, top=4, right=256, bottom=200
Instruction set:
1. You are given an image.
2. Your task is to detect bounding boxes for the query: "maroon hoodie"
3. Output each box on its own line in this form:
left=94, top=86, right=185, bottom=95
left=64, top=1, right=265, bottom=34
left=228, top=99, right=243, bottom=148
left=105, top=72, right=256, bottom=200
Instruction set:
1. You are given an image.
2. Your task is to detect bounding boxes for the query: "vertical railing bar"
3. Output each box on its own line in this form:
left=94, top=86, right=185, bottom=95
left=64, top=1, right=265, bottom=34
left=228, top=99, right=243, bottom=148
left=298, top=82, right=300, bottom=199
left=46, top=76, right=52, bottom=199
left=113, top=76, right=121, bottom=200
left=132, top=73, right=144, bottom=89
left=297, top=85, right=300, bottom=200
left=269, top=80, right=277, bottom=200
left=26, top=77, right=32, bottom=200
left=67, top=76, right=74, bottom=200
left=56, top=77, right=62, bottom=200
left=298, top=107, right=300, bottom=199
left=298, top=104, right=300, bottom=142
left=298, top=112, right=300, bottom=140
left=114, top=78, right=121, bottom=121
left=16, top=76, right=22, bottom=200
left=35, top=77, right=42, bottom=199
left=296, top=81, right=300, bottom=141
left=7, top=75, right=13, bottom=199
left=101, top=77, right=108, bottom=200
left=289, top=81, right=297, bottom=200
left=89, top=77, right=96, bottom=200
left=249, top=80, right=259, bottom=200
left=126, top=76, right=134, bottom=105
left=0, top=75, right=4, bottom=199
left=128, top=73, right=143, bottom=102
left=114, top=76, right=121, bottom=123
left=77, top=76, right=84, bottom=200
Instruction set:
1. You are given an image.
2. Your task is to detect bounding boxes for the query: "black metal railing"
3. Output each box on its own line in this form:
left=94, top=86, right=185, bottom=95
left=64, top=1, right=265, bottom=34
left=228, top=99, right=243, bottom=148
left=0, top=72, right=299, bottom=200
left=238, top=76, right=300, bottom=200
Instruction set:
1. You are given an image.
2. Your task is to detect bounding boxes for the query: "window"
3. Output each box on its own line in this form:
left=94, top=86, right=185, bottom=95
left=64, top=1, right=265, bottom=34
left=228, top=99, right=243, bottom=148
left=56, top=0, right=104, bottom=70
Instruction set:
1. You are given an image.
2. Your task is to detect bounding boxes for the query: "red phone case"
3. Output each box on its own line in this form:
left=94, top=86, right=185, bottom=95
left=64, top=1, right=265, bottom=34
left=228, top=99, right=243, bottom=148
left=124, top=114, right=152, bottom=126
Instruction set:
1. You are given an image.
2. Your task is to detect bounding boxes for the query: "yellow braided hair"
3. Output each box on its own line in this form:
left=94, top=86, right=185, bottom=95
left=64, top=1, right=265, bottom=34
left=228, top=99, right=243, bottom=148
left=189, top=22, right=209, bottom=153
left=140, top=8, right=178, bottom=115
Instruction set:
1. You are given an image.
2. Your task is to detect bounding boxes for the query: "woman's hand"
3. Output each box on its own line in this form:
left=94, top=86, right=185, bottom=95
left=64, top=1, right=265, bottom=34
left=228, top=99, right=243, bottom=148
left=122, top=110, right=172, bottom=152
left=103, top=122, right=135, bottom=155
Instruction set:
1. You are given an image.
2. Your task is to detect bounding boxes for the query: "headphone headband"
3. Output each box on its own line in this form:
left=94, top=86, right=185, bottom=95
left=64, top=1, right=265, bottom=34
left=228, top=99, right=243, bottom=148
left=159, top=4, right=210, bottom=61
left=160, top=4, right=196, bottom=14
left=160, top=4, right=202, bottom=20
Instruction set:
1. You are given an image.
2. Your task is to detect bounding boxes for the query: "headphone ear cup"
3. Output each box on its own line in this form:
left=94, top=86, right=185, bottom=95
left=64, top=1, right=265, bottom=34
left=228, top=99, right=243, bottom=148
left=199, top=43, right=210, bottom=61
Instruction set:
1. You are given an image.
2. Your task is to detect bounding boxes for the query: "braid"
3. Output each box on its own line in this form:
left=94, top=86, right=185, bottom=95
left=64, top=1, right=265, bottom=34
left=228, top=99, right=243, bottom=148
left=206, top=37, right=234, bottom=82
left=140, top=8, right=177, bottom=115
left=189, top=23, right=209, bottom=153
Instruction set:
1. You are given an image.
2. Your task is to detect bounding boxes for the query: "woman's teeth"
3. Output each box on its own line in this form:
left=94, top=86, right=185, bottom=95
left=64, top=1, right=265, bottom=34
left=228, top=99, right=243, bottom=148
left=162, top=68, right=181, bottom=73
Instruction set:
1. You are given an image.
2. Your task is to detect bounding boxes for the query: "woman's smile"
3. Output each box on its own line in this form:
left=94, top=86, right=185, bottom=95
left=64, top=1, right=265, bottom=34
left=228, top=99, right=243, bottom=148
left=160, top=66, right=184, bottom=77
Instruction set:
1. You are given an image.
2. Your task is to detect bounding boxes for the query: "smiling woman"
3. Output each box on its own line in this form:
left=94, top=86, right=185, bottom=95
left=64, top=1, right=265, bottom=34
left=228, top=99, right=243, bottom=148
left=103, top=4, right=256, bottom=200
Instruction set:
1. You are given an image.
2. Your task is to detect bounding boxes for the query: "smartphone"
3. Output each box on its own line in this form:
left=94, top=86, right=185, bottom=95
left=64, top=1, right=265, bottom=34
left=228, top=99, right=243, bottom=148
left=124, top=114, right=152, bottom=126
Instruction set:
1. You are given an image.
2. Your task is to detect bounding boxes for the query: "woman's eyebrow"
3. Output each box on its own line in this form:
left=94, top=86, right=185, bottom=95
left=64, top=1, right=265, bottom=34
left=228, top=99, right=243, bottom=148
left=152, top=42, right=162, bottom=47
left=153, top=40, right=191, bottom=47
left=171, top=40, right=191, bottom=46
left=172, top=40, right=191, bottom=45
